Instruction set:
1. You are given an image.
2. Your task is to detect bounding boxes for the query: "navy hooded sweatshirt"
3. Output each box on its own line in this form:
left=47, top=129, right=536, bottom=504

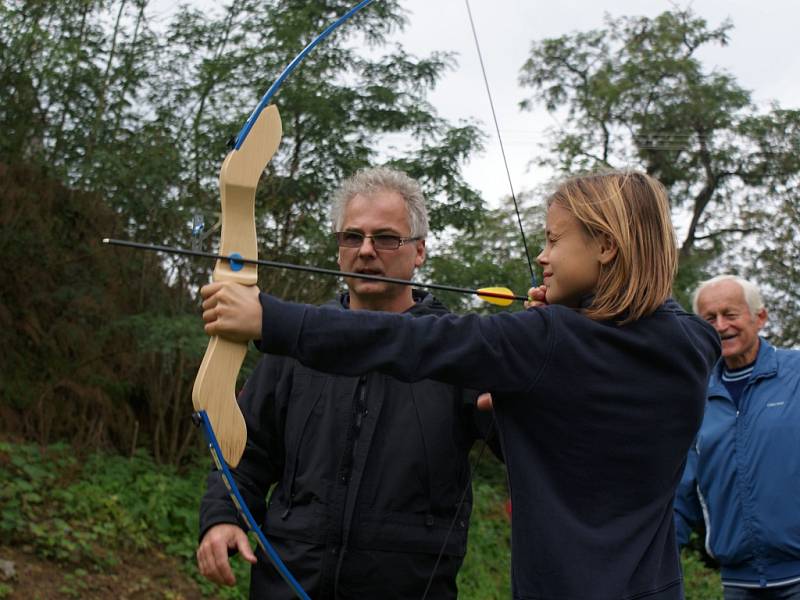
left=257, top=294, right=720, bottom=600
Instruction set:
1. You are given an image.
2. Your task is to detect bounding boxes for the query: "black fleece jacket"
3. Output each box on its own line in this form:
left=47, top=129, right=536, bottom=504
left=258, top=294, right=720, bottom=600
left=199, top=291, right=497, bottom=600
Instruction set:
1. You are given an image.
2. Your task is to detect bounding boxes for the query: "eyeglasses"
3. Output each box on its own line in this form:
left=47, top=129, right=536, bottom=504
left=335, top=231, right=421, bottom=251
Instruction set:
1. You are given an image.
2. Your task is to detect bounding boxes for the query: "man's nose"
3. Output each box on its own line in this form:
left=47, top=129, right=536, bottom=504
left=358, top=236, right=377, bottom=256
left=713, top=316, right=729, bottom=332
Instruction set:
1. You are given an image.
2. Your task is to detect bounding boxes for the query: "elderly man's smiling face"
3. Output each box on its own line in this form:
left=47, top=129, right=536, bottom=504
left=695, top=279, right=767, bottom=369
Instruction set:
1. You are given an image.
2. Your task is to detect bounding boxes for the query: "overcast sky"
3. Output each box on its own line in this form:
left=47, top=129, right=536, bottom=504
left=389, top=0, right=800, bottom=204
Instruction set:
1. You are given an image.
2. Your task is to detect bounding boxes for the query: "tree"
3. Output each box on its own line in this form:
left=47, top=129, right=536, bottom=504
left=517, top=9, right=800, bottom=342
left=156, top=0, right=487, bottom=305
left=0, top=0, right=494, bottom=458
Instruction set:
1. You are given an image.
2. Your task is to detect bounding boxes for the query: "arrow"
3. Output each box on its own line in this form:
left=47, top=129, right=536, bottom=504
left=102, top=238, right=528, bottom=306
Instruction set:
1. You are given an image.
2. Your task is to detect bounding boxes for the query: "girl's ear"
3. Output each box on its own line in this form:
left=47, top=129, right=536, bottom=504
left=597, top=233, right=618, bottom=265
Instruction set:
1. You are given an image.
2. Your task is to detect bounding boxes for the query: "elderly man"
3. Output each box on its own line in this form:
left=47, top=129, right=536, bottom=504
left=675, top=275, right=800, bottom=599
left=196, top=166, right=497, bottom=600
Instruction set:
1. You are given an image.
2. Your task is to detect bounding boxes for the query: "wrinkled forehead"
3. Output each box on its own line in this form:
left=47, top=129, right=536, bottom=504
left=697, top=280, right=750, bottom=312
left=342, top=190, right=410, bottom=229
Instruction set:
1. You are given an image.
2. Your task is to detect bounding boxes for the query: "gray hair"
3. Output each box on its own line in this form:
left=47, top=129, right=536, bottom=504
left=330, top=166, right=429, bottom=238
left=692, top=274, right=765, bottom=315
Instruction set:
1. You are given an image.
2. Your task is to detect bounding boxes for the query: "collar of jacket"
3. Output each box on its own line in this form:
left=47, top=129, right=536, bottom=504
left=709, top=336, right=778, bottom=396
left=330, top=289, right=450, bottom=316
left=579, top=293, right=594, bottom=309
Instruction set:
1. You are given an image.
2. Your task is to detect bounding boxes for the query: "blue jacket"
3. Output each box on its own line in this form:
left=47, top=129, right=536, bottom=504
left=674, top=338, right=800, bottom=588
left=259, top=295, right=720, bottom=600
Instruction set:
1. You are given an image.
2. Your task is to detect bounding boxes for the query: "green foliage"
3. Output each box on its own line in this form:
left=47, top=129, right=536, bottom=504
left=681, top=544, right=723, bottom=599
left=519, top=8, right=800, bottom=343
left=0, top=162, right=203, bottom=462
left=0, top=0, right=488, bottom=260
left=0, top=442, right=188, bottom=565
left=0, top=440, right=245, bottom=596
left=458, top=449, right=511, bottom=598
left=59, top=568, right=91, bottom=599
left=0, top=1, right=495, bottom=456
left=0, top=441, right=724, bottom=598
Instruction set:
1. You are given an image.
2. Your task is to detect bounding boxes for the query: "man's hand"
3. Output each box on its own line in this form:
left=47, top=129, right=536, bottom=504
left=525, top=285, right=548, bottom=309
left=477, top=393, right=494, bottom=411
left=200, top=281, right=262, bottom=342
left=197, top=523, right=257, bottom=586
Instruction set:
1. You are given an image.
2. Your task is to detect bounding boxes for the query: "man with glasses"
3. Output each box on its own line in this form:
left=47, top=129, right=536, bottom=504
left=196, top=166, right=497, bottom=599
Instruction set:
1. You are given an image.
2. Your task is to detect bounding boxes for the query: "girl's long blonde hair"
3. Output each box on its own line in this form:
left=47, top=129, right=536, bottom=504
left=548, top=171, right=677, bottom=323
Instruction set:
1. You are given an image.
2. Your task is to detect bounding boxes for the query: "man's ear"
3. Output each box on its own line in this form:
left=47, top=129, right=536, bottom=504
left=755, top=307, right=768, bottom=331
left=597, top=233, right=618, bottom=265
left=415, top=239, right=426, bottom=268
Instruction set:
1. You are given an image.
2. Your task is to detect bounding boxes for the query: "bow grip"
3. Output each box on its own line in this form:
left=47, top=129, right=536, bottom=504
left=192, top=105, right=282, bottom=467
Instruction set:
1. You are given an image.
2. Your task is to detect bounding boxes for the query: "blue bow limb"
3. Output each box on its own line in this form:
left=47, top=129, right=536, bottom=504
left=196, top=410, right=312, bottom=600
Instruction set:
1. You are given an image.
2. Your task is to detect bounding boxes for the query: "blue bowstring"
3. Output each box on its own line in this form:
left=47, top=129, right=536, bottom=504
left=197, top=410, right=311, bottom=600
left=234, top=0, right=377, bottom=150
